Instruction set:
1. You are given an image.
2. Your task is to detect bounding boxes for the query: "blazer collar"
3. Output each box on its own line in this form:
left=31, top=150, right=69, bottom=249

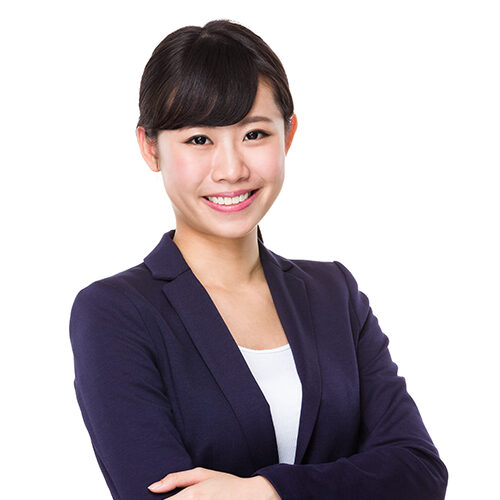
left=143, top=229, right=321, bottom=468
left=144, top=229, right=294, bottom=280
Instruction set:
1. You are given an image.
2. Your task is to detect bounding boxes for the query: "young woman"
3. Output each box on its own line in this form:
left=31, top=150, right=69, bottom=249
left=70, top=20, right=448, bottom=500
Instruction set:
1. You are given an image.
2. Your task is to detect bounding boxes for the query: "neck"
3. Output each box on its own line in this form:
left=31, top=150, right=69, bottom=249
left=172, top=225, right=263, bottom=290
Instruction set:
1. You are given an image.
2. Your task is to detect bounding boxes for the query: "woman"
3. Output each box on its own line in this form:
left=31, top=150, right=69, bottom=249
left=69, top=20, right=448, bottom=499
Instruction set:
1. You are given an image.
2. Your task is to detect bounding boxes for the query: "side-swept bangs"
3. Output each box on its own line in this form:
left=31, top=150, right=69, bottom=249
left=159, top=34, right=259, bottom=130
left=137, top=20, right=294, bottom=139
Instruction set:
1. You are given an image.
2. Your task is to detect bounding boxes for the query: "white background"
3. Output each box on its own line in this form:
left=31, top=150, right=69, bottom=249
left=1, top=1, right=498, bottom=498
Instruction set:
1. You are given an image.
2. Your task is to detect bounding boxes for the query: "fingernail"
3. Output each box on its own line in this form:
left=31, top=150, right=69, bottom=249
left=148, top=481, right=162, bottom=490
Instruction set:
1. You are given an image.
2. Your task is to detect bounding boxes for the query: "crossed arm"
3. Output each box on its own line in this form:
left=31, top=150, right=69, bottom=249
left=69, top=268, right=447, bottom=500
left=146, top=468, right=279, bottom=499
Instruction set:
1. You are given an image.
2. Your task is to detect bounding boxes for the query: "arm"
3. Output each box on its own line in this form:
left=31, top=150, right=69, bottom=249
left=69, top=281, right=194, bottom=499
left=250, top=261, right=448, bottom=500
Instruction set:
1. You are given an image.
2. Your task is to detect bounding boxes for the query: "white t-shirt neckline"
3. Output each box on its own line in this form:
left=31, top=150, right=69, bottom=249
left=237, top=343, right=290, bottom=353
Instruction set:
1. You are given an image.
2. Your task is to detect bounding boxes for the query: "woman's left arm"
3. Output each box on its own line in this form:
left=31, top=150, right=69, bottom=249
left=246, top=261, right=448, bottom=500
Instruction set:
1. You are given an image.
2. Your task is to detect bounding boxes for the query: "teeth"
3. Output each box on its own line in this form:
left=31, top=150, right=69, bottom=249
left=207, top=191, right=251, bottom=205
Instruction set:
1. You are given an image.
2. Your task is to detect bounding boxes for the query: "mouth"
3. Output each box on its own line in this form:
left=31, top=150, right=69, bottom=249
left=202, top=189, right=259, bottom=205
left=202, top=189, right=260, bottom=212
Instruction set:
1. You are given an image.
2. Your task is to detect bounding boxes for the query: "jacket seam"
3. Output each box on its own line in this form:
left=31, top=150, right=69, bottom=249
left=89, top=281, right=183, bottom=413
left=333, top=261, right=362, bottom=336
left=94, top=280, right=159, bottom=352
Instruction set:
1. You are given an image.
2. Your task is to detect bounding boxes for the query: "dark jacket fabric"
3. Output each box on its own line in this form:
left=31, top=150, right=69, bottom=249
left=69, top=229, right=448, bottom=499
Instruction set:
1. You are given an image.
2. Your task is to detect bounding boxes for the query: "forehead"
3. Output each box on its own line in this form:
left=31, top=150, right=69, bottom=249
left=248, top=80, right=283, bottom=119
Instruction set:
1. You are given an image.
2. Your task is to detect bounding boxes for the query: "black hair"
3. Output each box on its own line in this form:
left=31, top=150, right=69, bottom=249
left=137, top=20, right=295, bottom=244
left=136, top=19, right=294, bottom=141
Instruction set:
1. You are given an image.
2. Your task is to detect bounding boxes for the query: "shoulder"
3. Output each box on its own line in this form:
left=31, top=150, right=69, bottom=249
left=69, top=261, right=165, bottom=360
left=274, top=251, right=371, bottom=330
left=73, top=260, right=156, bottom=303
left=272, top=248, right=362, bottom=297
left=70, top=261, right=161, bottom=332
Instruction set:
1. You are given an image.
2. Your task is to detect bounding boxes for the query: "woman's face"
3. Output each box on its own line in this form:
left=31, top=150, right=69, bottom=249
left=141, top=80, right=297, bottom=241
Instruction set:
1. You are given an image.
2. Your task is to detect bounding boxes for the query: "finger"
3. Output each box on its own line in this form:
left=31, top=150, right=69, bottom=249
left=148, top=467, right=211, bottom=492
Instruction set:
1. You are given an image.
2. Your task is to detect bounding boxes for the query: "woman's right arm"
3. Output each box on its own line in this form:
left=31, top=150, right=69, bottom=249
left=69, top=280, right=194, bottom=499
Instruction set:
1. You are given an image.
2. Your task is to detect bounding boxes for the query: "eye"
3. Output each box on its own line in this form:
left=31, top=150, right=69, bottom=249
left=244, top=130, right=270, bottom=141
left=186, top=135, right=212, bottom=145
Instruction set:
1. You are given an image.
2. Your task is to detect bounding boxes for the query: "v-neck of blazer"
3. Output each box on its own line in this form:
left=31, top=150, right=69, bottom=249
left=143, top=229, right=322, bottom=468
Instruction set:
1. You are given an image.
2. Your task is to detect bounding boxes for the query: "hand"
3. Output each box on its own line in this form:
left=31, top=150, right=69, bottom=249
left=148, top=466, right=281, bottom=499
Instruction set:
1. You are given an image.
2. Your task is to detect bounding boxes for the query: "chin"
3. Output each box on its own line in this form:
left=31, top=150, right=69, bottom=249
left=205, top=224, right=259, bottom=241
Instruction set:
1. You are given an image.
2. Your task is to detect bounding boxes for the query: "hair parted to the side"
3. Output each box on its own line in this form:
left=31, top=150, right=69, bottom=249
left=136, top=19, right=294, bottom=143
left=137, top=20, right=292, bottom=245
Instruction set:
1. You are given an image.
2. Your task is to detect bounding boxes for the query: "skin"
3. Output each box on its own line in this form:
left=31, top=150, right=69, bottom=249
left=147, top=467, right=280, bottom=499
left=136, top=79, right=298, bottom=499
left=137, top=79, right=298, bottom=290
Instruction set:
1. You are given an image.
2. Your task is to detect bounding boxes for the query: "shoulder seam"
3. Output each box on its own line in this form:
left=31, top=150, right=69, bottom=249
left=88, top=280, right=160, bottom=358
left=332, top=261, right=362, bottom=335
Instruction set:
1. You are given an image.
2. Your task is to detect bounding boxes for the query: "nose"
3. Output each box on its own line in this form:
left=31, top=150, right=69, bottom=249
left=211, top=139, right=250, bottom=183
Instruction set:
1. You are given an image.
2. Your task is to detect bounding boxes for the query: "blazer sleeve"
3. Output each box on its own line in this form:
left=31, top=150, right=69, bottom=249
left=69, top=280, right=194, bottom=500
left=250, top=261, right=448, bottom=500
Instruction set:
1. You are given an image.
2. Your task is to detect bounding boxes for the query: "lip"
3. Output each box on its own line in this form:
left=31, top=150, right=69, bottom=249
left=204, top=188, right=255, bottom=198
left=202, top=189, right=260, bottom=213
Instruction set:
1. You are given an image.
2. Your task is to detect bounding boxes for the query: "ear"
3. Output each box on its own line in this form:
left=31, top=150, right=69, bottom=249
left=136, top=126, right=160, bottom=172
left=284, top=114, right=298, bottom=155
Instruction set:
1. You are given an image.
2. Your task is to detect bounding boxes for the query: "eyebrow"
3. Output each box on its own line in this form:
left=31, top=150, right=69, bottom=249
left=237, top=116, right=273, bottom=126
left=178, top=115, right=273, bottom=132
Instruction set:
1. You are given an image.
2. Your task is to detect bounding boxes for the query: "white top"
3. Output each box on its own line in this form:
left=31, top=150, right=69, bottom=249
left=238, top=343, right=302, bottom=464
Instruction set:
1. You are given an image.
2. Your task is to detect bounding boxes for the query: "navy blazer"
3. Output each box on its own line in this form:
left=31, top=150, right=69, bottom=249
left=69, top=229, right=448, bottom=500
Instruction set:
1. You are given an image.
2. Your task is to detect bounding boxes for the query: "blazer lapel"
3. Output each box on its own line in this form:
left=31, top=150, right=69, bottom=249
left=144, top=230, right=321, bottom=466
left=259, top=243, right=322, bottom=465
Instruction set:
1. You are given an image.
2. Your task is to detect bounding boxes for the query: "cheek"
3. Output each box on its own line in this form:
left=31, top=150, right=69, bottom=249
left=162, top=150, right=206, bottom=193
left=246, top=143, right=285, bottom=179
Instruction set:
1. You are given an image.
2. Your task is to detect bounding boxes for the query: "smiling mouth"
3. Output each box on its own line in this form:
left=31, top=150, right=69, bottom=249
left=203, top=189, right=258, bottom=205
